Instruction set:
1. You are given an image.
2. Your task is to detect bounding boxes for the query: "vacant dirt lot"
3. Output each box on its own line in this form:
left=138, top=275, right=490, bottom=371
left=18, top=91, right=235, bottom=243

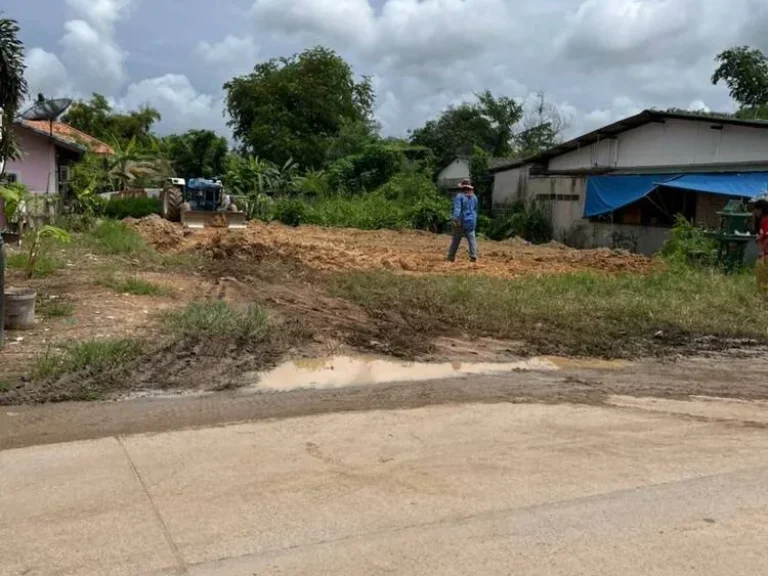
left=1, top=218, right=761, bottom=405
left=130, top=216, right=656, bottom=277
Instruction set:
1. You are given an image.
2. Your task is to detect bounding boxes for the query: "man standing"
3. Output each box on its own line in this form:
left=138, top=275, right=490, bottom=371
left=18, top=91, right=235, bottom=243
left=447, top=179, right=479, bottom=263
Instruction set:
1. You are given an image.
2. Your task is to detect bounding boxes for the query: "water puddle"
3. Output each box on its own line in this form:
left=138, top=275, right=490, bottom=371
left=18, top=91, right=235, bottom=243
left=246, top=356, right=560, bottom=392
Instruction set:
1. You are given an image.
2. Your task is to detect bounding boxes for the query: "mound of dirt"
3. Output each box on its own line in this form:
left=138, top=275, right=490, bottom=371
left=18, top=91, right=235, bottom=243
left=136, top=220, right=657, bottom=278
left=126, top=214, right=185, bottom=252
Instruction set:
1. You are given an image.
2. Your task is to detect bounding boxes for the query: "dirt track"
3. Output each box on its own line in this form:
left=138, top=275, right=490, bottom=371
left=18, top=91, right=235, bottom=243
left=130, top=217, right=656, bottom=277
left=4, top=353, right=768, bottom=450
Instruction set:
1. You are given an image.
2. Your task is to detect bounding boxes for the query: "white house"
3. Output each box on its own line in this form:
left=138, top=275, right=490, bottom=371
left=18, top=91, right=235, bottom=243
left=437, top=157, right=471, bottom=193
left=491, top=110, right=768, bottom=253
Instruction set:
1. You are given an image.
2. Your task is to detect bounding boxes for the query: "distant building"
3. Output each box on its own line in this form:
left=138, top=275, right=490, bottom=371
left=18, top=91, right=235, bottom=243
left=491, top=110, right=768, bottom=253
left=438, top=156, right=515, bottom=195
left=4, top=120, right=113, bottom=196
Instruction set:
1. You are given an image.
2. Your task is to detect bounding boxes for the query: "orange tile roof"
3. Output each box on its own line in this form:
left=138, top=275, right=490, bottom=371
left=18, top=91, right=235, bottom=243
left=19, top=120, right=114, bottom=156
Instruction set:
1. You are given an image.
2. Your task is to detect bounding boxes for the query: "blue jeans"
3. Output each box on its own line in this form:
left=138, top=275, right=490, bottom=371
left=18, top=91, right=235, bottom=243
left=447, top=227, right=478, bottom=261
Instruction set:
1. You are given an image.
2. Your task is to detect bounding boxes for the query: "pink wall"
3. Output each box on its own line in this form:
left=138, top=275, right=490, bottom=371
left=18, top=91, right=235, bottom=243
left=4, top=126, right=56, bottom=194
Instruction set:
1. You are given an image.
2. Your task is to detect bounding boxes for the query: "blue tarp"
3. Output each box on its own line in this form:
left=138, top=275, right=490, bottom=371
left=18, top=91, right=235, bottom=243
left=584, top=172, right=768, bottom=217
left=584, top=174, right=679, bottom=218
left=657, top=172, right=768, bottom=198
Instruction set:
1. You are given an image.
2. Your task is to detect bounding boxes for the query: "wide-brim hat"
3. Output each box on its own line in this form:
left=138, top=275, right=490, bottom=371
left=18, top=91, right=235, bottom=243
left=459, top=179, right=474, bottom=190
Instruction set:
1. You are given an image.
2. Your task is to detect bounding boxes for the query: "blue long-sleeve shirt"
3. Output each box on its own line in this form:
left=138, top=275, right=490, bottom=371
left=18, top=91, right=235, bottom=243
left=452, top=193, right=478, bottom=231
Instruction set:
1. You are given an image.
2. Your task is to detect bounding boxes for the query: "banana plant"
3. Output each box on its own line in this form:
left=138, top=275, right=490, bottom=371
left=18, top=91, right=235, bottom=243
left=25, top=225, right=71, bottom=279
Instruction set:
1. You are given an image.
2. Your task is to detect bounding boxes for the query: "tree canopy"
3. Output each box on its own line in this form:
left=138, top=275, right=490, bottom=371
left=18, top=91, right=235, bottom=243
left=61, top=93, right=162, bottom=147
left=409, top=91, right=570, bottom=168
left=712, top=47, right=768, bottom=119
left=224, top=46, right=375, bottom=169
left=0, top=14, right=27, bottom=164
left=161, top=130, right=229, bottom=178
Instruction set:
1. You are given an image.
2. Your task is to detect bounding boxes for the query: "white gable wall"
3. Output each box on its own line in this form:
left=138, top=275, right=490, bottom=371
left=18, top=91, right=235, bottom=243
left=549, top=119, right=768, bottom=172
left=437, top=157, right=470, bottom=183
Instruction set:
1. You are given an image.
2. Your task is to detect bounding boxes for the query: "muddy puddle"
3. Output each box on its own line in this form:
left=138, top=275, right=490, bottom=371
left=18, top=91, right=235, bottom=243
left=245, top=355, right=560, bottom=392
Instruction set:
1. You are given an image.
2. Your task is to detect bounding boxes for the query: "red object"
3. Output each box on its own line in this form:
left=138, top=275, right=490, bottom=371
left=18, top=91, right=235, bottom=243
left=759, top=218, right=768, bottom=256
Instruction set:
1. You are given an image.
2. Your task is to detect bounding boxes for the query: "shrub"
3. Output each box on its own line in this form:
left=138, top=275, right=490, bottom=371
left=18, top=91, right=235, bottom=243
left=661, top=215, right=718, bottom=267
left=104, top=196, right=162, bottom=219
left=409, top=197, right=452, bottom=233
left=274, top=198, right=312, bottom=227
left=487, top=202, right=553, bottom=244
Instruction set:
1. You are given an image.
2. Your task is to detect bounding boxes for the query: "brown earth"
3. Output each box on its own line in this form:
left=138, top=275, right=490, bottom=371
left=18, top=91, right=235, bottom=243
left=0, top=219, right=734, bottom=406
left=129, top=218, right=657, bottom=277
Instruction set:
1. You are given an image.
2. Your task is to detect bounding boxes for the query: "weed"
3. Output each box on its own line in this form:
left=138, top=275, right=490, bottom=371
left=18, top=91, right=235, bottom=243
left=100, top=275, right=171, bottom=296
left=31, top=339, right=143, bottom=382
left=6, top=252, right=64, bottom=278
left=84, top=220, right=153, bottom=257
left=38, top=299, right=75, bottom=319
left=104, top=196, right=162, bottom=219
left=330, top=267, right=768, bottom=357
left=164, top=300, right=270, bottom=340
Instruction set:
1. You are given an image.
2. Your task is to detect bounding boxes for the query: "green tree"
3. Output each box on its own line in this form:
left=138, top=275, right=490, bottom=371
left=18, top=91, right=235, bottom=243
left=712, top=47, right=768, bottom=118
left=0, top=14, right=28, bottom=165
left=409, top=104, right=497, bottom=170
left=162, top=130, right=229, bottom=178
left=476, top=90, right=524, bottom=157
left=409, top=91, right=524, bottom=170
left=224, top=46, right=375, bottom=169
left=62, top=93, right=161, bottom=146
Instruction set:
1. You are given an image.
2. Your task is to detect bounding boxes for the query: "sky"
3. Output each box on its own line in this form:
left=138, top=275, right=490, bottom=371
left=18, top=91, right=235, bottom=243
left=7, top=0, right=768, bottom=142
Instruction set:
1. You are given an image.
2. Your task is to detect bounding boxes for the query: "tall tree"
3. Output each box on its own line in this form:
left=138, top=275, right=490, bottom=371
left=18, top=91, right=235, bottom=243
left=0, top=14, right=28, bottom=166
left=515, top=92, right=569, bottom=157
left=162, top=130, right=228, bottom=178
left=476, top=90, right=524, bottom=157
left=712, top=47, right=768, bottom=119
left=62, top=93, right=161, bottom=146
left=409, top=91, right=524, bottom=170
left=224, top=46, right=375, bottom=169
left=409, top=104, right=498, bottom=170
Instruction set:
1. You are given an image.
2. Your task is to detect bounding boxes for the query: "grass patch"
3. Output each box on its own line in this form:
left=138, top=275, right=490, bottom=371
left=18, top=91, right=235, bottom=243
left=31, top=339, right=144, bottom=383
left=329, top=265, right=768, bottom=357
left=100, top=275, right=172, bottom=296
left=38, top=298, right=75, bottom=319
left=5, top=252, right=64, bottom=278
left=83, top=220, right=153, bottom=257
left=164, top=300, right=270, bottom=340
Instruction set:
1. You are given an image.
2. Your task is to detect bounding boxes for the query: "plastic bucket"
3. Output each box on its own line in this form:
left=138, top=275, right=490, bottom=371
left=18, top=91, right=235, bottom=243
left=4, top=287, right=36, bottom=330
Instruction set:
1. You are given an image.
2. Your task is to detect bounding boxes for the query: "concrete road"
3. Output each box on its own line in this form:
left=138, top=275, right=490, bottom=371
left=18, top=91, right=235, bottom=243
left=3, top=398, right=768, bottom=575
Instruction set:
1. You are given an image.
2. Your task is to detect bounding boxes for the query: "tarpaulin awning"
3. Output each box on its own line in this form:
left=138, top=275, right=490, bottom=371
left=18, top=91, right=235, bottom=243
left=656, top=172, right=768, bottom=198
left=584, top=172, right=768, bottom=218
left=584, top=174, right=679, bottom=218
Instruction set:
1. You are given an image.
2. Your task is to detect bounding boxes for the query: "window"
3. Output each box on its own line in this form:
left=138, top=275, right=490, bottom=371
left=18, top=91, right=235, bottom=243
left=4, top=173, right=18, bottom=184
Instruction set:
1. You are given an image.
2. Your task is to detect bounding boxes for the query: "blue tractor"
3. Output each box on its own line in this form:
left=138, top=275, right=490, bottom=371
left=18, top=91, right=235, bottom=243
left=160, top=178, right=245, bottom=229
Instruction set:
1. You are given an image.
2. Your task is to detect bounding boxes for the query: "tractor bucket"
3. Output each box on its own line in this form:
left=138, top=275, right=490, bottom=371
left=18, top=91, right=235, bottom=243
left=181, top=210, right=247, bottom=230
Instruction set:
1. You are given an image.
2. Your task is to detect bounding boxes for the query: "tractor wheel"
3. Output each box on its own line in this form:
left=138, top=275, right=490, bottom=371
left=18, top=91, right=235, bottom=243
left=161, top=185, right=184, bottom=222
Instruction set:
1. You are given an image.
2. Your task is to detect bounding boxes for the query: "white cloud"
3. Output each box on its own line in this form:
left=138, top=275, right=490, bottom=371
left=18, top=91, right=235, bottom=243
left=196, top=35, right=259, bottom=77
left=688, top=99, right=711, bottom=112
left=250, top=0, right=375, bottom=46
left=59, top=0, right=135, bottom=94
left=24, top=48, right=71, bottom=99
left=119, top=74, right=225, bottom=136
left=61, top=19, right=126, bottom=94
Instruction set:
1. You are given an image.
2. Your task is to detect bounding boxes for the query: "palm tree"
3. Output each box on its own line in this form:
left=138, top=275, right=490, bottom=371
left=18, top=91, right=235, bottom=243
left=0, top=14, right=28, bottom=167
